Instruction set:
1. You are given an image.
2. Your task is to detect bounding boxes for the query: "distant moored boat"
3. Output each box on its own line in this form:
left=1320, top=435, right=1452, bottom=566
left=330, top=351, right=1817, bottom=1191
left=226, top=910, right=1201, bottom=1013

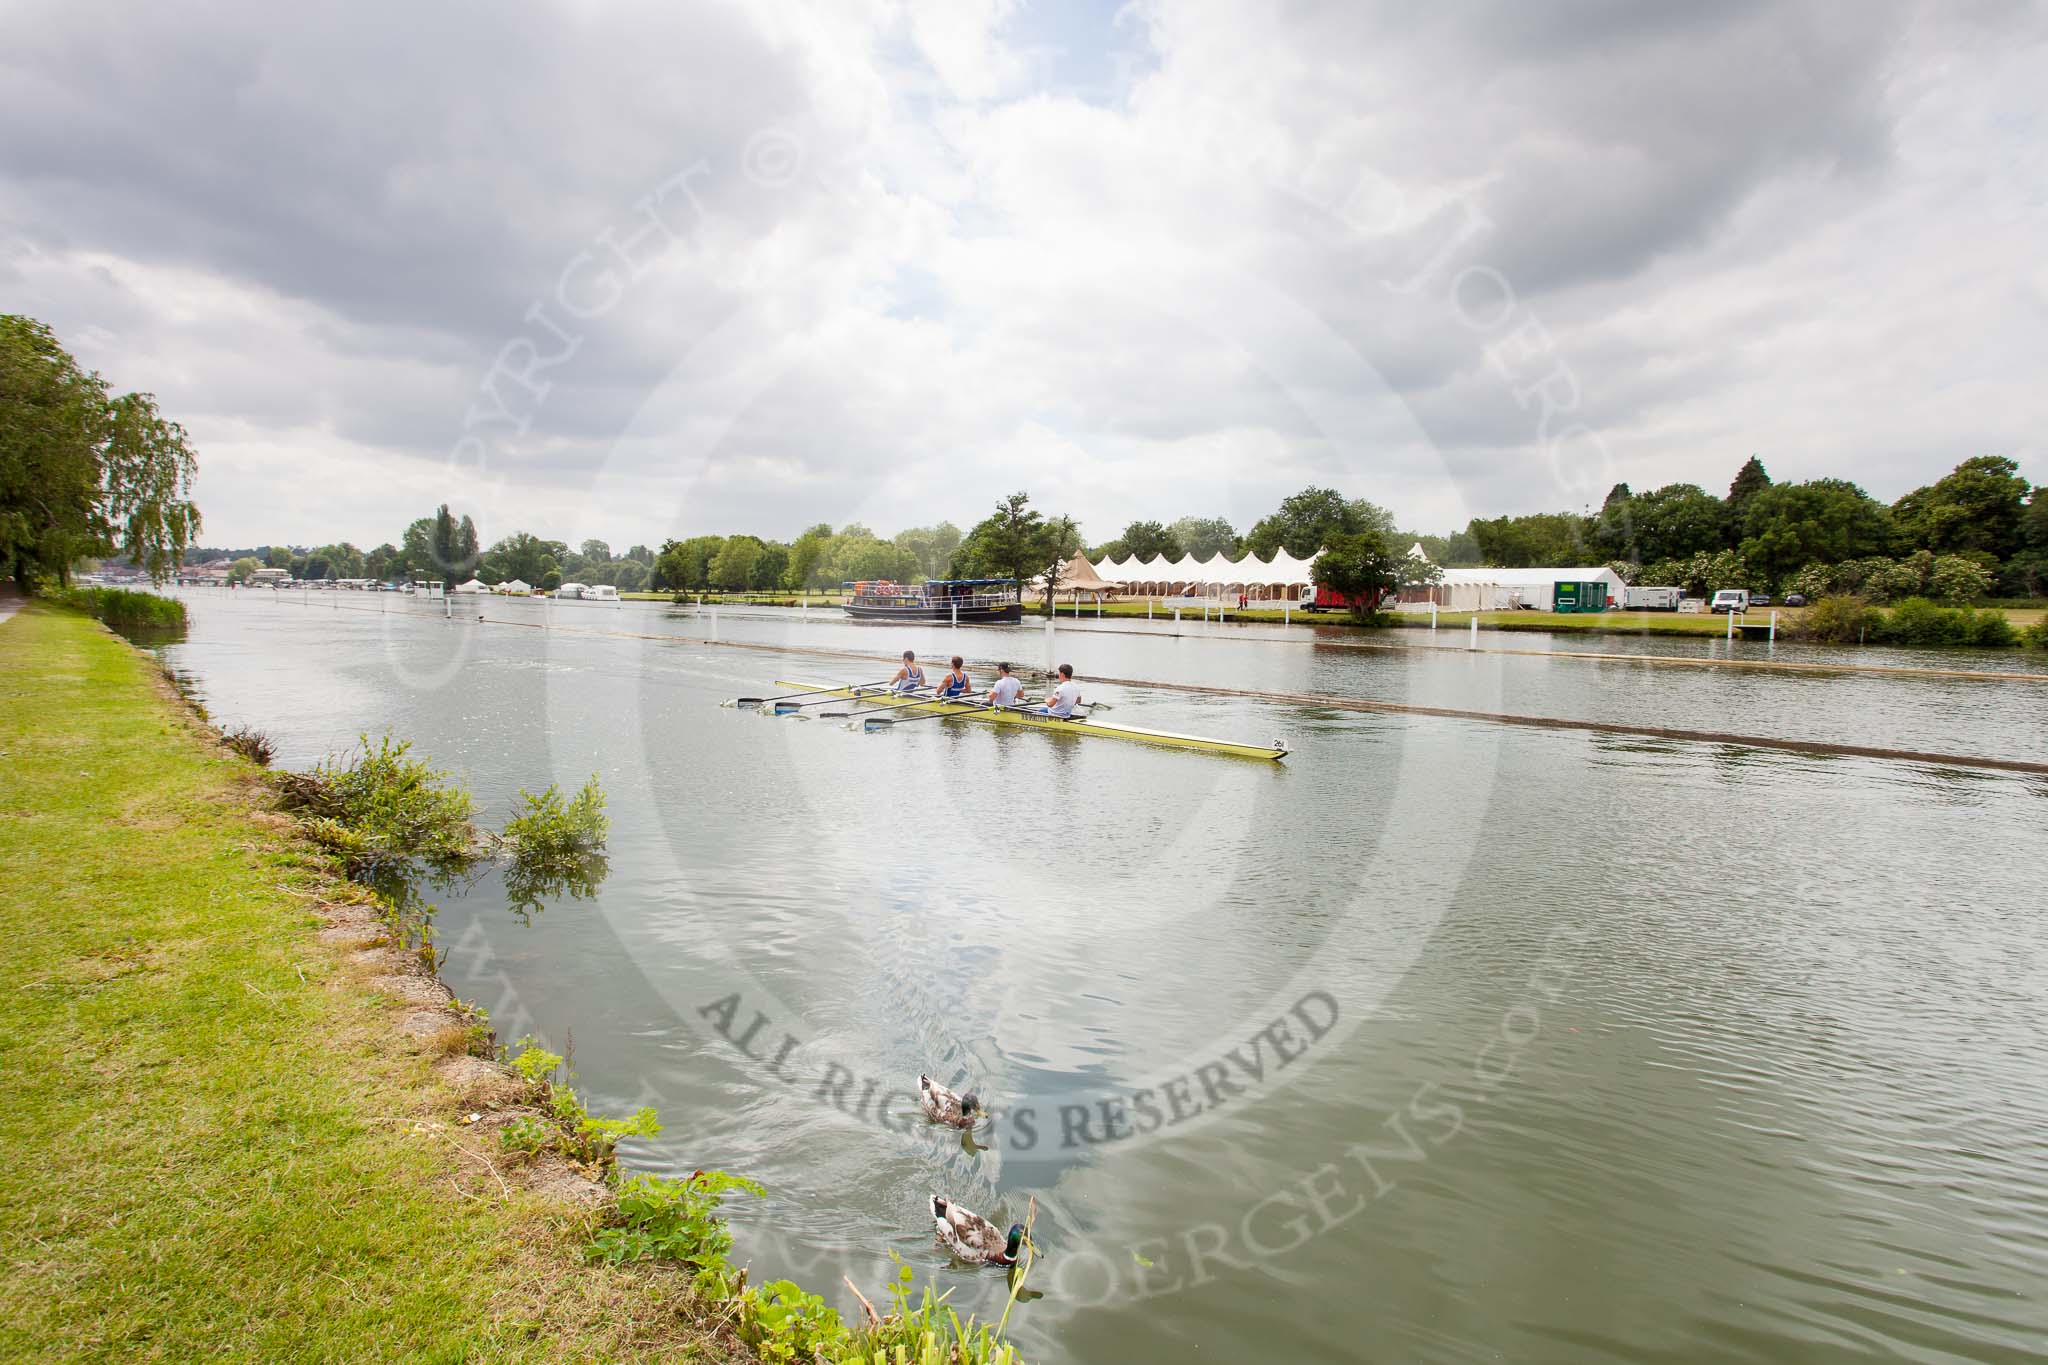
left=842, top=579, right=1021, bottom=623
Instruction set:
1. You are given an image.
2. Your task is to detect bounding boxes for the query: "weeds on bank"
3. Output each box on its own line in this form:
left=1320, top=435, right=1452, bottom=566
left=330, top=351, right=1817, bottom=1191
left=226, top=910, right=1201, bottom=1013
left=221, top=725, right=275, bottom=766
left=267, top=736, right=613, bottom=945
left=505, top=1039, right=660, bottom=1168
left=586, top=1172, right=1031, bottom=1365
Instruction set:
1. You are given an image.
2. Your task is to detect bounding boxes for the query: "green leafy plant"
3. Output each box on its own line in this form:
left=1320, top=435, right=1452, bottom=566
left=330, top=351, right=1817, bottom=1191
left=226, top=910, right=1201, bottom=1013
left=273, top=735, right=478, bottom=876
left=498, top=1115, right=554, bottom=1158
left=587, top=1170, right=767, bottom=1278
left=508, top=1039, right=660, bottom=1166
left=500, top=775, right=607, bottom=863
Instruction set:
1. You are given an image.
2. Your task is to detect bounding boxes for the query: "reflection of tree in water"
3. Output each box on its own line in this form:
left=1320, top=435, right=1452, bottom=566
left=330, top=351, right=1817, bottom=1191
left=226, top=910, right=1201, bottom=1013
left=502, top=848, right=609, bottom=924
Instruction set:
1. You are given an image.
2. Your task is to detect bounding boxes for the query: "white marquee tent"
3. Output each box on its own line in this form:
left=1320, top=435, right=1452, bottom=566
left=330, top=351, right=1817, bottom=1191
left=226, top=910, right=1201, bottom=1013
left=1395, top=565, right=1628, bottom=612
left=1091, top=549, right=1320, bottom=600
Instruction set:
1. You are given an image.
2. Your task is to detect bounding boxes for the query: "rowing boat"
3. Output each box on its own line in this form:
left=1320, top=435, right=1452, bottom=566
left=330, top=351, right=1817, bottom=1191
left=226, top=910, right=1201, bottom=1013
left=772, top=680, right=1289, bottom=761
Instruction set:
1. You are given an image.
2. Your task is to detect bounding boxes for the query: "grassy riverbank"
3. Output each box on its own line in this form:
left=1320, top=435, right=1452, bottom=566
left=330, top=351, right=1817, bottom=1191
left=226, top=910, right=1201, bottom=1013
left=0, top=605, right=730, bottom=1363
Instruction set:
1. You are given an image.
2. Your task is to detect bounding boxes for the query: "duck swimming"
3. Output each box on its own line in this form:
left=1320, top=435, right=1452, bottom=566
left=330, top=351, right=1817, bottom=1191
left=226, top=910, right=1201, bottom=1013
left=918, top=1074, right=981, bottom=1129
left=929, top=1194, right=1024, bottom=1266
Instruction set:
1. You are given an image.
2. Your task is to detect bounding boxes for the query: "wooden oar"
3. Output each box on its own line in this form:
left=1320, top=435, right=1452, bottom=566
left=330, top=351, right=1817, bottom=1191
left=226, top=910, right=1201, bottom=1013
left=854, top=695, right=1105, bottom=730
left=817, top=687, right=937, bottom=719
left=724, top=679, right=890, bottom=710
left=850, top=693, right=993, bottom=729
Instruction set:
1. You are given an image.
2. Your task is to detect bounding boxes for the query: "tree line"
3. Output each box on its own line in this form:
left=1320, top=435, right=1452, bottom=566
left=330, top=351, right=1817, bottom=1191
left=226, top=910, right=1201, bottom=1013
left=192, top=452, right=2047, bottom=612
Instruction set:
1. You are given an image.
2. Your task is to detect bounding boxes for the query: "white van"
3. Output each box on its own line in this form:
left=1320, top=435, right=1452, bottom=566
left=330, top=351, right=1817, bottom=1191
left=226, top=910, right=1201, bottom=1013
left=1710, top=589, right=1750, bottom=614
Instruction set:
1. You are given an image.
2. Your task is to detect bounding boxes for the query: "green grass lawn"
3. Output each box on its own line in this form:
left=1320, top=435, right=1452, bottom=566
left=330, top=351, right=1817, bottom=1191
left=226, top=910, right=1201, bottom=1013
left=0, top=605, right=731, bottom=1364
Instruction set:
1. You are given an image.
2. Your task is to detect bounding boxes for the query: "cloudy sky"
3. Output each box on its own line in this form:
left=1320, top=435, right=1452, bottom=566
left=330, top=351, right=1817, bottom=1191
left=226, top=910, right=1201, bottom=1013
left=4, top=0, right=2043, bottom=551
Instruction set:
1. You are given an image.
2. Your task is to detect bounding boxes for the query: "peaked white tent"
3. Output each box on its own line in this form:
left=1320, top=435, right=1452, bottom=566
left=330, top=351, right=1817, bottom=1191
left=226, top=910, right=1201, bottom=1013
left=452, top=578, right=487, bottom=595
left=1092, top=549, right=1320, bottom=600
left=496, top=578, right=533, bottom=595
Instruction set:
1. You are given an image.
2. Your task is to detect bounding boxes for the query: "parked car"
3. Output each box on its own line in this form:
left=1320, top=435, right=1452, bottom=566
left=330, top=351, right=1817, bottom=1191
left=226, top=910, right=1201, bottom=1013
left=1783, top=593, right=1808, bottom=607
left=1750, top=592, right=1773, bottom=607
left=1710, top=589, right=1751, bottom=613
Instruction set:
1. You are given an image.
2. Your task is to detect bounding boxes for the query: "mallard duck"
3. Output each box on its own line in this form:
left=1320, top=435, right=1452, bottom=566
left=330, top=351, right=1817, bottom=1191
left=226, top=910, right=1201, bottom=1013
left=918, top=1074, right=981, bottom=1129
left=929, top=1194, right=1024, bottom=1266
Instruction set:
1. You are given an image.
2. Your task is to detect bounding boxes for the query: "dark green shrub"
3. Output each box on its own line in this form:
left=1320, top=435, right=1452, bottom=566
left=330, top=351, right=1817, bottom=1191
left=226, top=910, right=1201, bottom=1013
left=1791, top=595, right=1880, bottom=643
left=1875, top=598, right=2017, bottom=648
left=2023, top=620, right=2048, bottom=651
left=48, top=585, right=187, bottom=630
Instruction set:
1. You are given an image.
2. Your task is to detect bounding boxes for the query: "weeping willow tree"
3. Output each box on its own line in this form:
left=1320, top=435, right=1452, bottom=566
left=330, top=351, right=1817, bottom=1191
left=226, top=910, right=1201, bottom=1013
left=1, top=314, right=201, bottom=587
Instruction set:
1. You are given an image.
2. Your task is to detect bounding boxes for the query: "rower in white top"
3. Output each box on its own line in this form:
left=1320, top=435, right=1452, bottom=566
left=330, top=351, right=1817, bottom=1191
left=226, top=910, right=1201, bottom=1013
left=1034, top=663, right=1083, bottom=718
left=986, top=661, right=1025, bottom=709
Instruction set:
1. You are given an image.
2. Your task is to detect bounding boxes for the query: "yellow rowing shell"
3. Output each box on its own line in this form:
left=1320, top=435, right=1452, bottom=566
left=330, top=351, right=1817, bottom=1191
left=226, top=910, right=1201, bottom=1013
left=774, top=681, right=1289, bottom=761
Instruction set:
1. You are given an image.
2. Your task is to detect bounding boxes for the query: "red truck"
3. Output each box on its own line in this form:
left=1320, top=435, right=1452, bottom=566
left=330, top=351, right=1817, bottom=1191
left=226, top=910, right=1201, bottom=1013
left=1300, top=584, right=1396, bottom=613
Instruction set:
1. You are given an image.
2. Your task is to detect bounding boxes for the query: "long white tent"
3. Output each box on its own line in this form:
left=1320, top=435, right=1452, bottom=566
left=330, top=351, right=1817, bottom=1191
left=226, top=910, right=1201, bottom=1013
left=1394, top=565, right=1628, bottom=612
left=1092, top=549, right=1319, bottom=600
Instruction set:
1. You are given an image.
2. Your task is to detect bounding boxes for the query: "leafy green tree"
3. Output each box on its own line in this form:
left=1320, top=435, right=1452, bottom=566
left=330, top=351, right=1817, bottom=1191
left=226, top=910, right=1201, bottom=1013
left=1032, top=514, right=1082, bottom=610
left=1737, top=479, right=1893, bottom=586
left=1245, top=487, right=1397, bottom=559
left=1413, top=529, right=1483, bottom=565
left=268, top=545, right=295, bottom=569
left=312, top=543, right=364, bottom=578
left=1727, top=455, right=1772, bottom=522
left=1169, top=516, right=1240, bottom=560
left=364, top=543, right=401, bottom=581
left=1468, top=511, right=1592, bottom=566
left=612, top=560, right=650, bottom=593
left=1594, top=483, right=1729, bottom=565
left=892, top=523, right=960, bottom=580
left=580, top=539, right=612, bottom=564
left=1312, top=530, right=1439, bottom=622
left=481, top=531, right=554, bottom=585
left=784, top=522, right=832, bottom=591
left=0, top=316, right=204, bottom=586
left=1926, top=554, right=1993, bottom=605
left=953, top=492, right=1049, bottom=592
left=624, top=543, right=653, bottom=565
left=1891, top=456, right=2030, bottom=561
left=1113, top=519, right=1182, bottom=561
left=226, top=555, right=262, bottom=584
left=710, top=536, right=762, bottom=590
left=825, top=525, right=917, bottom=583
left=1643, top=549, right=1757, bottom=597
left=750, top=543, right=789, bottom=591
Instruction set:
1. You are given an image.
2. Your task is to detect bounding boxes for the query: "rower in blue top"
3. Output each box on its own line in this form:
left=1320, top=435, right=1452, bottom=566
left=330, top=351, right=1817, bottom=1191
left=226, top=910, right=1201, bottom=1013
left=890, top=650, right=926, bottom=694
left=933, top=656, right=972, bottom=698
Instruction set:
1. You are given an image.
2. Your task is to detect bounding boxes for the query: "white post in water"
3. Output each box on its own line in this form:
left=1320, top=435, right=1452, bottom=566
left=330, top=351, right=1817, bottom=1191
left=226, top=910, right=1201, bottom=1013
left=1147, top=599, right=1152, bottom=620
left=443, top=591, right=451, bottom=620
left=1726, top=609, right=1735, bottom=641
left=1468, top=615, right=1478, bottom=651
left=1043, top=612, right=1055, bottom=670
left=1430, top=602, right=1438, bottom=631
left=1283, top=601, right=1290, bottom=626
left=1769, top=610, right=1778, bottom=642
left=711, top=602, right=719, bottom=641
left=951, top=601, right=958, bottom=628
left=1172, top=606, right=1181, bottom=634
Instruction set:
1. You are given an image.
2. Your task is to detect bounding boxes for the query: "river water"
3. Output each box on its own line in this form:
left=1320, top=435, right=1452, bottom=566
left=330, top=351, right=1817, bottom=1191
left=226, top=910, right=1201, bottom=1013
left=156, top=589, right=2047, bottom=1364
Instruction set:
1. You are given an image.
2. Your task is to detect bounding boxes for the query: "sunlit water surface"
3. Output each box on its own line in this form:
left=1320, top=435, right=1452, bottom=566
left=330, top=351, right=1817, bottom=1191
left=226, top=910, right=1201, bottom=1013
left=154, top=591, right=2048, bottom=1364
